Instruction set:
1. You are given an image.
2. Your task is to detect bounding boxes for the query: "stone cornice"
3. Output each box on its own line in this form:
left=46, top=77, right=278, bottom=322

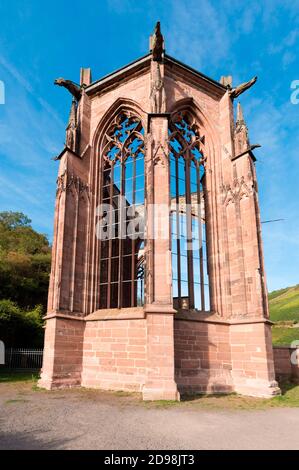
left=84, top=53, right=227, bottom=100
left=53, top=146, right=82, bottom=161
left=44, top=312, right=85, bottom=321
left=85, top=307, right=145, bottom=321
left=165, top=54, right=227, bottom=98
left=44, top=309, right=273, bottom=326
left=174, top=310, right=273, bottom=325
left=85, top=54, right=151, bottom=97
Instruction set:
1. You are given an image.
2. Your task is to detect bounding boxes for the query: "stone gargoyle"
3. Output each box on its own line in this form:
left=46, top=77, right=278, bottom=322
left=54, top=78, right=83, bottom=101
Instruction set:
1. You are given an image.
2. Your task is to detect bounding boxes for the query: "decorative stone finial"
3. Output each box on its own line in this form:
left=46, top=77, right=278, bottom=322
left=235, top=102, right=249, bottom=153
left=66, top=97, right=78, bottom=151
left=220, top=75, right=233, bottom=88
left=150, top=21, right=164, bottom=62
left=236, top=102, right=245, bottom=125
left=80, top=68, right=92, bottom=87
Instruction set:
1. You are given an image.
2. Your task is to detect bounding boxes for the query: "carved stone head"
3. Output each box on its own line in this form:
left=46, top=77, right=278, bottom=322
left=54, top=78, right=65, bottom=86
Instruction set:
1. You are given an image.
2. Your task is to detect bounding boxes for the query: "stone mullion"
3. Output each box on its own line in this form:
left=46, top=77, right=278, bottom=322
left=54, top=181, right=68, bottom=312
left=107, top=163, right=114, bottom=309
left=196, top=162, right=205, bottom=311
left=144, top=135, right=155, bottom=305
left=69, top=184, right=80, bottom=313
left=184, top=152, right=195, bottom=309
left=48, top=187, right=62, bottom=313
left=175, top=156, right=182, bottom=308
left=89, top=150, right=100, bottom=313
left=117, top=157, right=126, bottom=309
left=82, top=186, right=91, bottom=315
left=143, top=113, right=179, bottom=401
left=131, top=154, right=137, bottom=307
left=204, top=144, right=224, bottom=315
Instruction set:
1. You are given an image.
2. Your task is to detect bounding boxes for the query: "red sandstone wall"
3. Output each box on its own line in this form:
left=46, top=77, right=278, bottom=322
left=81, top=319, right=147, bottom=391
left=273, top=346, right=299, bottom=383
left=174, top=319, right=233, bottom=394
left=42, top=56, right=278, bottom=399
left=174, top=319, right=281, bottom=397
left=39, top=317, right=84, bottom=389
left=39, top=316, right=297, bottom=396
left=230, top=322, right=275, bottom=381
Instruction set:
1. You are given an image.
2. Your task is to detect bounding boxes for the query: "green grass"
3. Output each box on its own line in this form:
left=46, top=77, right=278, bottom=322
left=1, top=370, right=299, bottom=410
left=270, top=381, right=299, bottom=408
left=269, top=284, right=299, bottom=323
left=268, top=284, right=299, bottom=345
left=268, top=287, right=290, bottom=302
left=272, top=326, right=299, bottom=346
left=144, top=382, right=299, bottom=410
left=0, top=369, right=39, bottom=383
left=5, top=398, right=29, bottom=404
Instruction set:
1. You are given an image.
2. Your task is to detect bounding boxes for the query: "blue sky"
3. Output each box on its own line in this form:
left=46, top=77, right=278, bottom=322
left=0, top=0, right=298, bottom=292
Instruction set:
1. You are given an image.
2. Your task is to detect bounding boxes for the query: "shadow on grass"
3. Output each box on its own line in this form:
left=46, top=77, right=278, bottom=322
left=270, top=380, right=299, bottom=407
left=178, top=381, right=299, bottom=410
left=0, top=368, right=39, bottom=383
left=180, top=392, right=236, bottom=403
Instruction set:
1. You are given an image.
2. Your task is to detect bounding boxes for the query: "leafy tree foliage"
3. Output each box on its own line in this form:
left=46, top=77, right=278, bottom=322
left=0, top=300, right=44, bottom=347
left=0, top=211, right=51, bottom=310
left=0, top=211, right=31, bottom=229
left=0, top=211, right=51, bottom=347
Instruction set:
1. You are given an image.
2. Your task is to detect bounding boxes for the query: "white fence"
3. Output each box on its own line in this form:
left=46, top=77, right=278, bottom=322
left=4, top=348, right=43, bottom=370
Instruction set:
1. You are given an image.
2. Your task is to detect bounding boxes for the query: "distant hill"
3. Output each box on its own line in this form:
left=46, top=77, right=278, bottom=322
left=269, top=284, right=299, bottom=323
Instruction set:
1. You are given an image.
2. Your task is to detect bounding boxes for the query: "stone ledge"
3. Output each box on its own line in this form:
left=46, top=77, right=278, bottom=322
left=174, top=309, right=273, bottom=325
left=44, top=309, right=273, bottom=325
left=85, top=307, right=145, bottom=321
left=144, top=303, right=177, bottom=315
left=44, top=312, right=85, bottom=321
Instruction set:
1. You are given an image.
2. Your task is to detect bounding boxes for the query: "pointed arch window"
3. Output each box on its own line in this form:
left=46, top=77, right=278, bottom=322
left=98, top=113, right=145, bottom=309
left=169, top=112, right=210, bottom=311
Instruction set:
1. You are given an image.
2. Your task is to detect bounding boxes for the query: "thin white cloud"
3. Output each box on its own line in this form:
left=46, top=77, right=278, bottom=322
left=0, top=54, right=64, bottom=128
left=163, top=0, right=231, bottom=71
left=0, top=174, right=40, bottom=205
left=0, top=55, right=34, bottom=94
left=0, top=54, right=64, bottom=238
left=244, top=93, right=299, bottom=290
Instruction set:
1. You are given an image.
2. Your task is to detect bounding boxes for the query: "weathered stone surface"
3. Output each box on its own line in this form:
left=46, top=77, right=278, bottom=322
left=39, top=28, right=279, bottom=400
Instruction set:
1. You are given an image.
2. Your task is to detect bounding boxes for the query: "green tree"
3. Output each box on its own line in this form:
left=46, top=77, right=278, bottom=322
left=0, top=211, right=31, bottom=229
left=0, top=211, right=51, bottom=310
left=0, top=299, right=44, bottom=348
left=0, top=211, right=50, bottom=347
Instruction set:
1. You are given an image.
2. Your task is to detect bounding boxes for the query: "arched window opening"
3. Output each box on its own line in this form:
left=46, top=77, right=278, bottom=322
left=98, top=113, right=145, bottom=309
left=169, top=112, right=210, bottom=311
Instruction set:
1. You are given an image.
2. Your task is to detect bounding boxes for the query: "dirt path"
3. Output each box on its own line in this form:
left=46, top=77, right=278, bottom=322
left=0, top=382, right=299, bottom=450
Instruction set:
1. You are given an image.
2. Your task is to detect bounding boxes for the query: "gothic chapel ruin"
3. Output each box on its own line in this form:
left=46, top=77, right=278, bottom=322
left=39, top=23, right=280, bottom=400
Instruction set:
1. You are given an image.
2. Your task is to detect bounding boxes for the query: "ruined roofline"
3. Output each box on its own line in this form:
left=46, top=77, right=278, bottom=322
left=85, top=54, right=152, bottom=96
left=164, top=54, right=227, bottom=93
left=85, top=53, right=227, bottom=97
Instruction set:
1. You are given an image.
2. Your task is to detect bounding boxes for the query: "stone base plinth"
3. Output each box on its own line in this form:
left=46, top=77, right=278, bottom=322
left=234, top=380, right=281, bottom=398
left=142, top=380, right=180, bottom=401
left=38, top=315, right=84, bottom=390
left=38, top=311, right=283, bottom=400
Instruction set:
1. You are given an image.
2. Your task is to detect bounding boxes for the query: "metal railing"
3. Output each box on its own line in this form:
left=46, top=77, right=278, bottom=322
left=4, top=348, right=43, bottom=370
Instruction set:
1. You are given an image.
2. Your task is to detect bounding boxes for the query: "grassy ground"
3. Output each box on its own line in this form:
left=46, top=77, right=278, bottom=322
left=272, top=326, right=299, bottom=346
left=269, top=285, right=299, bottom=323
left=1, top=369, right=299, bottom=410
left=268, top=284, right=299, bottom=346
left=144, top=382, right=299, bottom=410
left=0, top=369, right=39, bottom=383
